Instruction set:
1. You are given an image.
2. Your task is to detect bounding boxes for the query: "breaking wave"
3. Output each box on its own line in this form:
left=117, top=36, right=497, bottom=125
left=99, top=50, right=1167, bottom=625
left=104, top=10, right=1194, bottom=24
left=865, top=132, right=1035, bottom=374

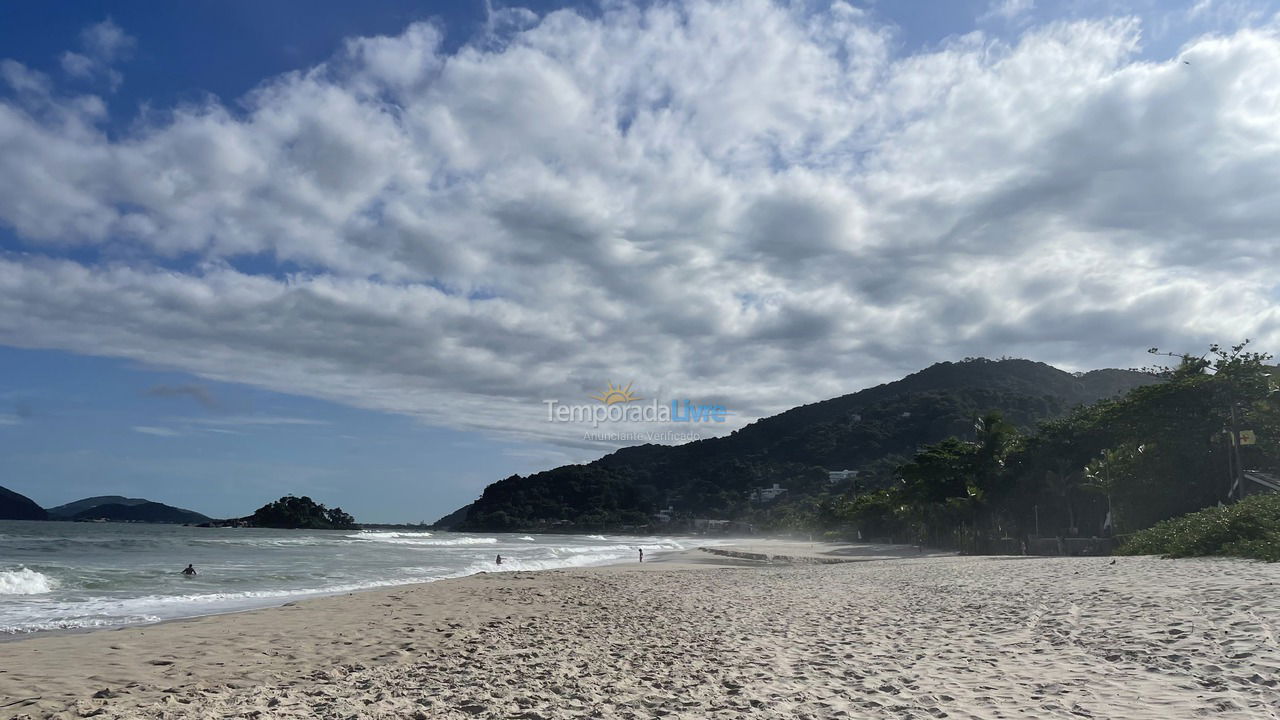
left=0, top=525, right=708, bottom=634
left=0, top=568, right=57, bottom=595
left=347, top=533, right=497, bottom=546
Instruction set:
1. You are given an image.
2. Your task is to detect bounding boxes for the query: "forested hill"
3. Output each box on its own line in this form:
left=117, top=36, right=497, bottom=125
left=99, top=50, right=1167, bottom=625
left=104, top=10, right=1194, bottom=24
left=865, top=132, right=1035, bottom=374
left=0, top=485, right=47, bottom=521
left=444, top=359, right=1158, bottom=532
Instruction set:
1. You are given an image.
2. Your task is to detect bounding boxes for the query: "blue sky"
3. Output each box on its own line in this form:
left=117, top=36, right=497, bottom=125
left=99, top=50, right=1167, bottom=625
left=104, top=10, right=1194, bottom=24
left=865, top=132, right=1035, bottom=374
left=0, top=1, right=574, bottom=522
left=1, top=0, right=1278, bottom=521
left=0, top=2, right=576, bottom=134
left=1, top=0, right=1253, bottom=133
left=0, top=345, right=556, bottom=521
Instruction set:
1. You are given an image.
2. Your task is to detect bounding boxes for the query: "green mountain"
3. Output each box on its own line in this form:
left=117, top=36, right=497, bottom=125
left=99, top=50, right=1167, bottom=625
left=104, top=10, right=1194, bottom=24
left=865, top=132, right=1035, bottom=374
left=0, top=486, right=47, bottom=521
left=431, top=503, right=471, bottom=530
left=47, top=495, right=150, bottom=518
left=69, top=501, right=211, bottom=524
left=442, top=359, right=1158, bottom=532
left=50, top=495, right=209, bottom=524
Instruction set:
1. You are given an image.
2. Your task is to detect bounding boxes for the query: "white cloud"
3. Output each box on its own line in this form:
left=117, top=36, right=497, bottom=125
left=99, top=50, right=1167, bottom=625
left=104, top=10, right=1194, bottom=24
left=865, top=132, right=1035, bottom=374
left=1, top=2, right=1279, bottom=454
left=56, top=20, right=133, bottom=90
left=1186, top=0, right=1270, bottom=25
left=80, top=19, right=134, bottom=62
left=60, top=52, right=96, bottom=79
left=133, top=425, right=181, bottom=437
left=981, top=0, right=1035, bottom=24
left=181, top=415, right=330, bottom=427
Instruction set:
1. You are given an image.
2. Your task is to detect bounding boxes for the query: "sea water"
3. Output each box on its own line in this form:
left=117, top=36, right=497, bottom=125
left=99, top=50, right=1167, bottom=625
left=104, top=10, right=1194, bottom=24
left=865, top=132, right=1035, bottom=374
left=0, top=521, right=705, bottom=634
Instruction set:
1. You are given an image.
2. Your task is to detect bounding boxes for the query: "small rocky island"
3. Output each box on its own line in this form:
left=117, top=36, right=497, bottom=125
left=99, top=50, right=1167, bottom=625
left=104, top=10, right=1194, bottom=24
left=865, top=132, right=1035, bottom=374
left=201, top=495, right=358, bottom=530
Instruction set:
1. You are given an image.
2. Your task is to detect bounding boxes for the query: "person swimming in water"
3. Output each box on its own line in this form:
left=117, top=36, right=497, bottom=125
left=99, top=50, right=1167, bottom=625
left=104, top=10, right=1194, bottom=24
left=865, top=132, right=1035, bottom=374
left=495, top=554, right=503, bottom=565
left=181, top=564, right=197, bottom=576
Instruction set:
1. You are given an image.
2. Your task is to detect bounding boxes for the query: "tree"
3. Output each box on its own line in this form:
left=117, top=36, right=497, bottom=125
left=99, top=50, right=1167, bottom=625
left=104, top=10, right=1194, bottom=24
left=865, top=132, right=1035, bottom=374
left=247, top=495, right=359, bottom=530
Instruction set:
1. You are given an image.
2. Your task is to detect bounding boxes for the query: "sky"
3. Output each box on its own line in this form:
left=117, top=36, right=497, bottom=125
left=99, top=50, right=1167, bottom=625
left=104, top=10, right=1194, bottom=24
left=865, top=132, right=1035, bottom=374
left=1, top=0, right=1279, bottom=522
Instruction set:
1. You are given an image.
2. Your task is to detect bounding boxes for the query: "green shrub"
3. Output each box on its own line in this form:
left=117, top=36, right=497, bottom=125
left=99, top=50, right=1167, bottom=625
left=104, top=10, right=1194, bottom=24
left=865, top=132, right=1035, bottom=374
left=1117, top=494, right=1280, bottom=561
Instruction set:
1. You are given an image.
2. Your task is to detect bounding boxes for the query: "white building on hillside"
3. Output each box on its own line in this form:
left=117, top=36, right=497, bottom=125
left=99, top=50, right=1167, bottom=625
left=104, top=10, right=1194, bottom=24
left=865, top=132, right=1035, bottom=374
left=750, top=483, right=787, bottom=503
left=827, top=469, right=859, bottom=485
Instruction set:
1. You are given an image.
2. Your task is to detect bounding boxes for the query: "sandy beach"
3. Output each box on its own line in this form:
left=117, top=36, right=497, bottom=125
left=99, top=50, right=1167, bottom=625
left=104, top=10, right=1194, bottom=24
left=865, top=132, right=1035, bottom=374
left=2, top=544, right=1278, bottom=719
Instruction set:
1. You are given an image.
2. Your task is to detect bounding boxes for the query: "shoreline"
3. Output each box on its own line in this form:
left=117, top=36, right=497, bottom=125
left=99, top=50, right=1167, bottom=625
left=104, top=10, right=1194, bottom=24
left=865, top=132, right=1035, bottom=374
left=0, top=548, right=727, bottom=718
left=3, top=547, right=1277, bottom=719
left=0, top=537, right=899, bottom=644
left=0, top=542, right=703, bottom=646
left=0, top=531, right=731, bottom=643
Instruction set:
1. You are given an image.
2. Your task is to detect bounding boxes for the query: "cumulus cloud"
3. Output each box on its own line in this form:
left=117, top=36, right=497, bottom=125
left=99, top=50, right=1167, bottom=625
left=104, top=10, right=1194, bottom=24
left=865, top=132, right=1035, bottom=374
left=1, top=1, right=1279, bottom=454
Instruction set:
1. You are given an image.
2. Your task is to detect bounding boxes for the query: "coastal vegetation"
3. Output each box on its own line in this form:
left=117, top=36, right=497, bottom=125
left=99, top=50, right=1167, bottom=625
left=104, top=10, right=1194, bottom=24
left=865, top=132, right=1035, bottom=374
left=1117, top=494, right=1280, bottom=562
left=447, top=344, right=1278, bottom=560
left=447, top=357, right=1157, bottom=532
left=800, top=342, right=1277, bottom=556
left=244, top=495, right=358, bottom=530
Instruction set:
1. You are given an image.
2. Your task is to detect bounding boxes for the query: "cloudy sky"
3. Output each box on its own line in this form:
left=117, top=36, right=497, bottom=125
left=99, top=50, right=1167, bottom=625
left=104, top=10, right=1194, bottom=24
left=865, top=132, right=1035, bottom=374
left=2, top=0, right=1278, bottom=521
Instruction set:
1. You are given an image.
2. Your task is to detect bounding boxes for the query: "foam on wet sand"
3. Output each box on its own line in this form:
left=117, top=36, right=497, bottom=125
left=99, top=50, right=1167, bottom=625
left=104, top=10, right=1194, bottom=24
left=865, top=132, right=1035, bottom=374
left=2, top=548, right=1277, bottom=719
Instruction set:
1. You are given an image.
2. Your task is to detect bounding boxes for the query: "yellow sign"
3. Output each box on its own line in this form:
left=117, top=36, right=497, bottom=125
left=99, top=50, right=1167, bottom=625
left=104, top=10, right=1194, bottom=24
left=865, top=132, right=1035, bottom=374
left=591, top=381, right=640, bottom=406
left=1239, top=430, right=1256, bottom=446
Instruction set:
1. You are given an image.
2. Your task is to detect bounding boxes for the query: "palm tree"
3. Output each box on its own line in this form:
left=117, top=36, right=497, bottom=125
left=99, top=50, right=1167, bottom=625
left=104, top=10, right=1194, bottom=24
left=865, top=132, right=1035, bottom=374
left=1044, top=463, right=1083, bottom=536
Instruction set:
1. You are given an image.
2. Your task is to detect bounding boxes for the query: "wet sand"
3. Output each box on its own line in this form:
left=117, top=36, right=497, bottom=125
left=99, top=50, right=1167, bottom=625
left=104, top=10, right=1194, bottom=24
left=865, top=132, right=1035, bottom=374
left=2, top=547, right=1277, bottom=719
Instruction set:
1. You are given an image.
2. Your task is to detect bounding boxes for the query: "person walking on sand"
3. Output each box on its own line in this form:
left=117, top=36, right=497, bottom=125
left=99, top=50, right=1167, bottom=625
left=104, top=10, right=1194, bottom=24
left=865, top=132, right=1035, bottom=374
left=181, top=564, right=197, bottom=576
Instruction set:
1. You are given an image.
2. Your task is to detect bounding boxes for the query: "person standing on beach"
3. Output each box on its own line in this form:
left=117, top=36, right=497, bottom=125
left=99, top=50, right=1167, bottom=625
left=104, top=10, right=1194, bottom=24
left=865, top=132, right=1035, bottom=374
left=638, top=548, right=644, bottom=563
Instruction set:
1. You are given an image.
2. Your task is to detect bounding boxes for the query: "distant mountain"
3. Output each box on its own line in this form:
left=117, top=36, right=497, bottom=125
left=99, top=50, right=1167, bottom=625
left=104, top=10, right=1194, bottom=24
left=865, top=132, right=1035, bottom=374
left=56, top=497, right=211, bottom=524
left=444, top=359, right=1159, bottom=531
left=430, top=503, right=471, bottom=530
left=47, top=495, right=150, bottom=518
left=0, top=486, right=47, bottom=521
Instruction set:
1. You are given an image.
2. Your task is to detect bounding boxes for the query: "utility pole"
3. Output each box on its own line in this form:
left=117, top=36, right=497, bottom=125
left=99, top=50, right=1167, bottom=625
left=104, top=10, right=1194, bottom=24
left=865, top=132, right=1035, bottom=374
left=1228, top=404, right=1244, bottom=502
left=1104, top=459, right=1114, bottom=536
left=1225, top=429, right=1236, bottom=502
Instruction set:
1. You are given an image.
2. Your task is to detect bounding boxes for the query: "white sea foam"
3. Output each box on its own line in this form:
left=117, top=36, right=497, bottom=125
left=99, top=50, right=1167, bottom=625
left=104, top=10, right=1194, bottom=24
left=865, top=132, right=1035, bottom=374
left=349, top=534, right=497, bottom=546
left=0, top=614, right=164, bottom=634
left=193, top=536, right=344, bottom=547
left=449, top=551, right=632, bottom=578
left=0, top=525, right=713, bottom=634
left=347, top=531, right=433, bottom=540
left=0, top=567, right=57, bottom=595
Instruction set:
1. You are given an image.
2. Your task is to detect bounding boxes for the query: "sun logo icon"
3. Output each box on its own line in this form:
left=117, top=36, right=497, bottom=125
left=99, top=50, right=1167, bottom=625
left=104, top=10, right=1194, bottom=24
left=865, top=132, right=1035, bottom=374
left=592, top=381, right=641, bottom=405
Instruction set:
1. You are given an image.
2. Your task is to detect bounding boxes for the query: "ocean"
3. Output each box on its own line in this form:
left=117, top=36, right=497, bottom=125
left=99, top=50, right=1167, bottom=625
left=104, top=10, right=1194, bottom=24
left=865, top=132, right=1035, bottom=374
left=0, top=520, right=705, bottom=635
